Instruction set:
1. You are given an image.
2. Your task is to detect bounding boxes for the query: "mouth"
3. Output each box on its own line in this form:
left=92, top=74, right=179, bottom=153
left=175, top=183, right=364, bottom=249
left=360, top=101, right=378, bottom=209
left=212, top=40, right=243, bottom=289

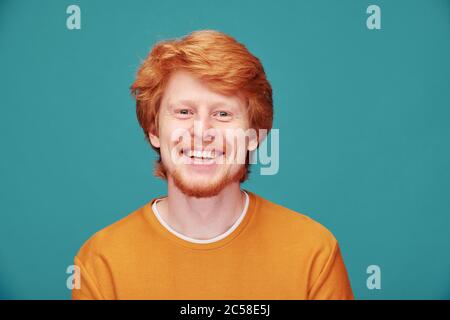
left=180, top=148, right=225, bottom=165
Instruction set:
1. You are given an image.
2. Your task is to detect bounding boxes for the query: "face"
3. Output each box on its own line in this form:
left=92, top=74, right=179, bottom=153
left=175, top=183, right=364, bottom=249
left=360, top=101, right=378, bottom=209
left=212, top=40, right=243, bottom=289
left=148, top=70, right=258, bottom=197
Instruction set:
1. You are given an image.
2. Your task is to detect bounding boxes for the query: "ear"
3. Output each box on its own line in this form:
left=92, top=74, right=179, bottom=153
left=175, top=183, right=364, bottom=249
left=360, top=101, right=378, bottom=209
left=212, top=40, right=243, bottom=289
left=148, top=131, right=160, bottom=148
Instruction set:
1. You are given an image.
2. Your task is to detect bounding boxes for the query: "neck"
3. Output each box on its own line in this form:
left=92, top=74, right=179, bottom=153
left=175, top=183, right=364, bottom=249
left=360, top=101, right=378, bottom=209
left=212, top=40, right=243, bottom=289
left=156, top=178, right=246, bottom=240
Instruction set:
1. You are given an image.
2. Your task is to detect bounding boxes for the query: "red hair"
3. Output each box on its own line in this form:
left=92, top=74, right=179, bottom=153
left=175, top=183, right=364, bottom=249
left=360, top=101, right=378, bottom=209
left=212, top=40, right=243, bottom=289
left=130, top=30, right=273, bottom=180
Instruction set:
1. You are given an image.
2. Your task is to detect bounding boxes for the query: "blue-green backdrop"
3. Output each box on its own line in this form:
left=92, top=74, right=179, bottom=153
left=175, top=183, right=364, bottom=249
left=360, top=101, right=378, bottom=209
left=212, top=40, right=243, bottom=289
left=1, top=0, right=449, bottom=299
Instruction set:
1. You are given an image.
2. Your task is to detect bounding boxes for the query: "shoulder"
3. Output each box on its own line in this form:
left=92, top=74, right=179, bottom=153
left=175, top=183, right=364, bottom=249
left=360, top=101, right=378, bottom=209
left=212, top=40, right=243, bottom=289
left=250, top=192, right=338, bottom=251
left=75, top=201, right=151, bottom=261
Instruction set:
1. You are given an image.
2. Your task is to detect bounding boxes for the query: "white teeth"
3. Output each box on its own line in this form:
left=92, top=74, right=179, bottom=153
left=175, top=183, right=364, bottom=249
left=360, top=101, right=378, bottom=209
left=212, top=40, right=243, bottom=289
left=184, top=150, right=217, bottom=159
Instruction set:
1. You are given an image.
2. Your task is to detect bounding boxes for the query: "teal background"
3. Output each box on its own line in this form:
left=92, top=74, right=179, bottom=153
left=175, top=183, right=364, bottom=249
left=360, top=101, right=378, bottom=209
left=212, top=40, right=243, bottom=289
left=1, top=0, right=449, bottom=299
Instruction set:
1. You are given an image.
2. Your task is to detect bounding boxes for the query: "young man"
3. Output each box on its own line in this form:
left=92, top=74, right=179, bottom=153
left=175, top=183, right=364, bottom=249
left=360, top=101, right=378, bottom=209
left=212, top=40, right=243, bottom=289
left=72, top=30, right=354, bottom=300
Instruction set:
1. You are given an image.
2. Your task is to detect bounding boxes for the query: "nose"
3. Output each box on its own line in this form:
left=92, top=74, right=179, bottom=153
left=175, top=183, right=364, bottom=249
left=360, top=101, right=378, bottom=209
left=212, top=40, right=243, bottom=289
left=191, top=113, right=216, bottom=145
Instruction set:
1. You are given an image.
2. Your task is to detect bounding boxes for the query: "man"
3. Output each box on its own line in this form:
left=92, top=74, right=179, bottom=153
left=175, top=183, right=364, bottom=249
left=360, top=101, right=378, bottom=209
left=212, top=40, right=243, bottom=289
left=72, top=30, right=354, bottom=300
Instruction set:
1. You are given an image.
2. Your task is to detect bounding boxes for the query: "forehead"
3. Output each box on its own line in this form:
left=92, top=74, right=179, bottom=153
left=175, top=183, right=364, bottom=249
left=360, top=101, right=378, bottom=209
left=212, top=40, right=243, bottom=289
left=161, top=70, right=246, bottom=110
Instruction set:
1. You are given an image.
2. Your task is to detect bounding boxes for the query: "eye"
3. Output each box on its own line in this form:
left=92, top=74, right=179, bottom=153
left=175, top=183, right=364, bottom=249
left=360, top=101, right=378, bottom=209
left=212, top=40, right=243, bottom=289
left=213, top=110, right=233, bottom=121
left=174, top=108, right=193, bottom=118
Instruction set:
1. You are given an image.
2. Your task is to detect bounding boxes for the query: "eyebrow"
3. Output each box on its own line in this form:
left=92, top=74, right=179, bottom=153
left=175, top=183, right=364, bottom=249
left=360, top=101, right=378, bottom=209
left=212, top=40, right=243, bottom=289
left=171, top=99, right=196, bottom=107
left=170, top=99, right=234, bottom=109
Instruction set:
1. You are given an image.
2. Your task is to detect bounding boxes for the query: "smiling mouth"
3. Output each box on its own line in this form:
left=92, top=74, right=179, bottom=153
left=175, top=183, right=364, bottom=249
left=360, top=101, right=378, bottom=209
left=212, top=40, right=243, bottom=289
left=181, top=149, right=224, bottom=159
left=180, top=149, right=225, bottom=164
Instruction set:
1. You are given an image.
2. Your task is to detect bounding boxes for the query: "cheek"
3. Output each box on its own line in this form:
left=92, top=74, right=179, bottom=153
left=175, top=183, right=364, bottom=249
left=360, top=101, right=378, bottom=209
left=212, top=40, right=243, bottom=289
left=160, top=120, right=187, bottom=145
left=156, top=126, right=177, bottom=161
left=221, top=124, right=250, bottom=148
left=158, top=122, right=192, bottom=162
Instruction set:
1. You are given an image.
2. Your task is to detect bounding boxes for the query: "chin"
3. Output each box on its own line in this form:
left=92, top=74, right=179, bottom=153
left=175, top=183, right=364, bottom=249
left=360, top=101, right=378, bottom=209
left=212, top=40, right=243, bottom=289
left=173, top=172, right=226, bottom=198
left=164, top=162, right=247, bottom=198
left=177, top=185, right=223, bottom=198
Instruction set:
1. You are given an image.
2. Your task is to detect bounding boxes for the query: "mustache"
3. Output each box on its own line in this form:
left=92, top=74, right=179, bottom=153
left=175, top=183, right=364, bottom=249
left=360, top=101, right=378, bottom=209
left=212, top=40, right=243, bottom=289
left=171, top=135, right=228, bottom=153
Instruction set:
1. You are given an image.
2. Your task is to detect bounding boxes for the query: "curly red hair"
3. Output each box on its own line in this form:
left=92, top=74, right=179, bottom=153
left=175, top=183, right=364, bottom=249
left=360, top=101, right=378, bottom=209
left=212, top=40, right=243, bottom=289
left=130, top=30, right=273, bottom=180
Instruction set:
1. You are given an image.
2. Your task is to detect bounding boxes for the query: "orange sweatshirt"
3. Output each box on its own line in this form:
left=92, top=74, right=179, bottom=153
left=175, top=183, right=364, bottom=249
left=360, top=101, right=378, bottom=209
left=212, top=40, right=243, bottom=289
left=72, top=190, right=354, bottom=300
